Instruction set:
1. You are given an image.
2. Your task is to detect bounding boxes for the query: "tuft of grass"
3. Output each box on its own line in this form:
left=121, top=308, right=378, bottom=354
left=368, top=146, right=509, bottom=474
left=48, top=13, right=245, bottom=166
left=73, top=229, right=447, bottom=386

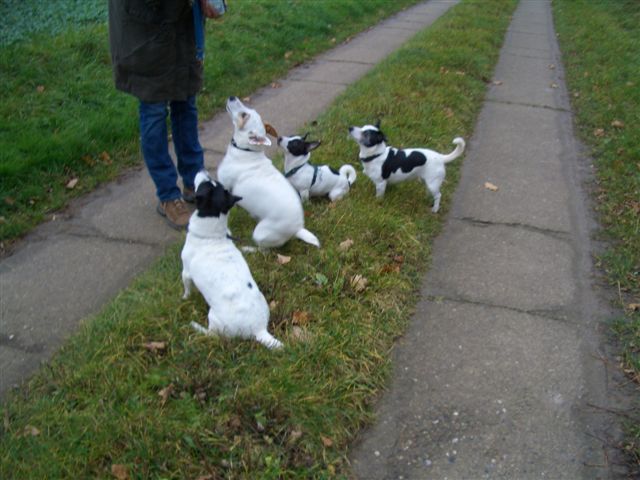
left=0, top=0, right=419, bottom=244
left=0, top=0, right=517, bottom=477
left=554, top=0, right=640, bottom=468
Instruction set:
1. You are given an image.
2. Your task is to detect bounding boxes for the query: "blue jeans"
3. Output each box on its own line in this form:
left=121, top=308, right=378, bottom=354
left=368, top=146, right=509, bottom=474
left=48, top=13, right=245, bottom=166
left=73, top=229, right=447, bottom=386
left=139, top=96, right=204, bottom=202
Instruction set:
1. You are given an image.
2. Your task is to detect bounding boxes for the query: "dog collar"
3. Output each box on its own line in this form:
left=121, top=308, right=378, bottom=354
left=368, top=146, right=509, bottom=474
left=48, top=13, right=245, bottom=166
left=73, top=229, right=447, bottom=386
left=285, top=162, right=319, bottom=187
left=360, top=151, right=384, bottom=163
left=231, top=138, right=258, bottom=152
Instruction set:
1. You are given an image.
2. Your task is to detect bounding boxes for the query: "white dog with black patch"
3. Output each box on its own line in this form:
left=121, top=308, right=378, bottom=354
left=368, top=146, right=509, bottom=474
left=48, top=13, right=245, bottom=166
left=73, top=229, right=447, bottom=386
left=217, top=97, right=320, bottom=248
left=349, top=121, right=465, bottom=212
left=278, top=133, right=356, bottom=202
left=181, top=170, right=282, bottom=349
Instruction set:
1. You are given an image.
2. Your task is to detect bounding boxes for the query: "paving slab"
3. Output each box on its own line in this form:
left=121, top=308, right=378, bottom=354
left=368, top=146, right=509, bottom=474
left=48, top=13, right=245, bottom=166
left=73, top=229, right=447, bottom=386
left=0, top=0, right=458, bottom=398
left=350, top=0, right=626, bottom=477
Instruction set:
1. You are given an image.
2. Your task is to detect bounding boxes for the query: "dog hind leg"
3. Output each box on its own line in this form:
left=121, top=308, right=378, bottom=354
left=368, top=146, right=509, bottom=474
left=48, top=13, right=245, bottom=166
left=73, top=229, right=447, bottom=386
left=255, top=330, right=283, bottom=349
left=295, top=228, right=320, bottom=247
left=182, top=270, right=192, bottom=299
left=192, top=309, right=223, bottom=336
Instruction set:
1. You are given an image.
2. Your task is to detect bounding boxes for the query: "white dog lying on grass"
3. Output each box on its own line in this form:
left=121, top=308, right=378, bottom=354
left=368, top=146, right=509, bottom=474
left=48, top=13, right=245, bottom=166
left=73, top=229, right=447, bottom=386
left=181, top=170, right=282, bottom=349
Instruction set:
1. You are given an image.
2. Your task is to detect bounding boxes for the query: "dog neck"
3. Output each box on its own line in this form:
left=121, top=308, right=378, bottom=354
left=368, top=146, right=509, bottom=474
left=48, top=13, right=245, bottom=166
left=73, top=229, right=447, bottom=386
left=187, top=213, right=230, bottom=241
left=231, top=137, right=261, bottom=153
left=284, top=152, right=310, bottom=172
left=359, top=144, right=388, bottom=163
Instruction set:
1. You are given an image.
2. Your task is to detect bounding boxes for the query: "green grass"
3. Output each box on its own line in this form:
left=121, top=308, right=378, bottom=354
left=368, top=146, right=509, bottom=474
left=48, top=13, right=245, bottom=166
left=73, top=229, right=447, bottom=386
left=0, top=0, right=420, bottom=245
left=554, top=0, right=640, bottom=468
left=0, top=0, right=518, bottom=477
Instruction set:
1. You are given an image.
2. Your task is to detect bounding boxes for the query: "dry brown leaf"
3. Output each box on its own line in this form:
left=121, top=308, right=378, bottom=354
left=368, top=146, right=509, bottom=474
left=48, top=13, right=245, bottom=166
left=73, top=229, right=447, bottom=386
left=276, top=254, right=291, bottom=265
left=242, top=96, right=251, bottom=103
left=158, top=384, right=174, bottom=406
left=66, top=178, right=79, bottom=189
left=284, top=51, right=293, bottom=59
left=288, top=429, right=303, bottom=444
left=393, top=254, right=404, bottom=264
left=492, top=80, right=503, bottom=86
left=143, top=341, right=166, bottom=353
left=23, top=425, right=40, bottom=436
left=269, top=300, right=278, bottom=311
left=628, top=303, right=640, bottom=312
left=484, top=182, right=499, bottom=192
left=439, top=66, right=449, bottom=74
left=100, top=151, right=111, bottom=162
left=573, top=92, right=580, bottom=98
left=338, top=238, right=354, bottom=252
left=548, top=64, right=556, bottom=70
left=550, top=83, right=559, bottom=89
left=350, top=274, right=368, bottom=293
left=330, top=37, right=337, bottom=43
left=321, top=435, right=334, bottom=447
left=290, top=326, right=312, bottom=343
left=292, top=310, right=310, bottom=326
left=111, top=464, right=129, bottom=480
left=270, top=82, right=282, bottom=89
left=611, top=120, right=625, bottom=129
left=593, top=128, right=605, bottom=138
left=36, top=85, right=45, bottom=93
left=381, top=263, right=401, bottom=274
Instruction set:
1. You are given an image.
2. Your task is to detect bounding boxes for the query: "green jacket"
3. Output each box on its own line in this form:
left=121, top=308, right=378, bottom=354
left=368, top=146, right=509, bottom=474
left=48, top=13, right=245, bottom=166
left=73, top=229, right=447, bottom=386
left=108, top=0, right=203, bottom=103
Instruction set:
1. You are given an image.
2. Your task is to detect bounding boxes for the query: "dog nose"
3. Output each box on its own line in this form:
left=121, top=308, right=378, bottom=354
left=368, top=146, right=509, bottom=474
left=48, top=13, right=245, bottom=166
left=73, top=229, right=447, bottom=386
left=348, top=126, right=354, bottom=132
left=228, top=96, right=237, bottom=102
left=277, top=136, right=282, bottom=145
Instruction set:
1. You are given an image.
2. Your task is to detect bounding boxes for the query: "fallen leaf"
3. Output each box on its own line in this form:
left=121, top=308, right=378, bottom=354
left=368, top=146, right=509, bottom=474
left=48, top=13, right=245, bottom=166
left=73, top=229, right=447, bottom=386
left=36, top=85, right=45, bottom=93
left=269, top=300, right=278, bottom=311
left=350, top=274, right=368, bottom=293
left=23, top=425, right=40, bottom=436
left=484, top=182, right=499, bottom=192
left=288, top=429, right=303, bottom=444
left=455, top=70, right=466, bottom=76
left=292, top=310, right=310, bottom=326
left=548, top=64, right=556, bottom=70
left=338, top=238, right=354, bottom=252
left=66, top=178, right=79, bottom=189
left=242, top=96, right=251, bottom=103
left=593, top=128, right=605, bottom=138
left=111, top=464, right=129, bottom=480
left=290, top=326, right=312, bottom=343
left=439, top=66, right=449, bottom=74
left=550, top=83, right=559, bottom=89
left=330, top=37, right=337, bottom=43
left=629, top=304, right=640, bottom=312
left=270, top=82, right=282, bottom=89
left=143, top=341, right=166, bottom=353
left=611, top=120, right=625, bottom=129
left=321, top=435, right=334, bottom=447
left=276, top=254, right=291, bottom=265
left=158, top=384, right=174, bottom=406
left=381, top=263, right=401, bottom=274
left=393, top=254, right=404, bottom=264
left=229, top=416, right=242, bottom=429
left=492, top=80, right=503, bottom=86
left=284, top=51, right=293, bottom=59
left=573, top=92, right=580, bottom=98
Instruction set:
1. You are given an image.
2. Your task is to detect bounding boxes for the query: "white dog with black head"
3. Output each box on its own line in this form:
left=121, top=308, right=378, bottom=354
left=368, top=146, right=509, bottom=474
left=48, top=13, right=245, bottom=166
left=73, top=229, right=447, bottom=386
left=217, top=96, right=320, bottom=248
left=181, top=170, right=282, bottom=349
left=349, top=121, right=465, bottom=212
left=278, top=133, right=356, bottom=202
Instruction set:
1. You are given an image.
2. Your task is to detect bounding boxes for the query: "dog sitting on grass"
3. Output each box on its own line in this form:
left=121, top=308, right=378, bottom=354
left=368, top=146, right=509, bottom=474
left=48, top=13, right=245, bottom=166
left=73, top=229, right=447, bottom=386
left=278, top=133, right=356, bottom=202
left=181, top=170, right=282, bottom=349
left=349, top=121, right=465, bottom=212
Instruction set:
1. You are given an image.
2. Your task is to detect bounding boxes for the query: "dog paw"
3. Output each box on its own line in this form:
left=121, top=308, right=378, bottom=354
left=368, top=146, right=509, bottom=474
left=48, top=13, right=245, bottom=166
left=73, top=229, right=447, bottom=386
left=241, top=246, right=259, bottom=253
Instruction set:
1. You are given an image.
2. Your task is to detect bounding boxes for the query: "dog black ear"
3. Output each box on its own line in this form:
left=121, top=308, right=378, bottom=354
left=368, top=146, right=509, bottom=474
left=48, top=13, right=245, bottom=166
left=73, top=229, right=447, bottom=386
left=375, top=119, right=381, bottom=129
left=306, top=140, right=321, bottom=153
left=195, top=181, right=214, bottom=212
left=302, top=132, right=310, bottom=141
left=225, top=191, right=242, bottom=211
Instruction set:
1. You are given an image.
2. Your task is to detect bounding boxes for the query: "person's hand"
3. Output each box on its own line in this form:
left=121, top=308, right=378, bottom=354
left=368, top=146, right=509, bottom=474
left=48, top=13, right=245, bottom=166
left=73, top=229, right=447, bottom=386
left=200, top=0, right=221, bottom=19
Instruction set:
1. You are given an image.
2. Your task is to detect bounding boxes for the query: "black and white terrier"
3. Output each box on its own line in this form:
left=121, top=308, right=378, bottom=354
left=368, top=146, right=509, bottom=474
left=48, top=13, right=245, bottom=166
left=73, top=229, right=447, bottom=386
left=278, top=134, right=357, bottom=202
left=349, top=121, right=465, bottom=212
left=181, top=170, right=283, bottom=349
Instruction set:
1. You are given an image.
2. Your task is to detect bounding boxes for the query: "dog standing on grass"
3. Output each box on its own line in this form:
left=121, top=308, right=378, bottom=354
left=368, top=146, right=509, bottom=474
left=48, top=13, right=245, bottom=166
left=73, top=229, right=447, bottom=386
left=181, top=170, right=283, bottom=349
left=278, top=134, right=357, bottom=202
left=349, top=121, right=465, bottom=212
left=217, top=96, right=320, bottom=249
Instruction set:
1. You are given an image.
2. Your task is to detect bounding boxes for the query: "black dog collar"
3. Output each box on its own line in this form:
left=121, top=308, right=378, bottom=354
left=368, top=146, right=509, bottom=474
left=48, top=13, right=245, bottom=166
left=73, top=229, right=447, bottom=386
left=360, top=152, right=384, bottom=163
left=285, top=162, right=319, bottom=187
left=231, top=138, right=258, bottom=152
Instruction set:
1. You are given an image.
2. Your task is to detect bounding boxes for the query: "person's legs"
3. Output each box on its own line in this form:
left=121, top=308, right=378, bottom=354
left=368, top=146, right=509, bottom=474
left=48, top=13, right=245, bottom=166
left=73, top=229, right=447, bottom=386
left=139, top=100, right=190, bottom=229
left=139, top=100, right=182, bottom=202
left=170, top=95, right=204, bottom=198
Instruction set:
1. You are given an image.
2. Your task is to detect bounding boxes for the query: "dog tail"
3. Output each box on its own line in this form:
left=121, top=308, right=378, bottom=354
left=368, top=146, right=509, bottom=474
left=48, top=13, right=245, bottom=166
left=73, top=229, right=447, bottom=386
left=441, top=137, right=466, bottom=163
left=339, top=164, right=357, bottom=186
left=256, top=330, right=283, bottom=349
left=295, top=228, right=320, bottom=248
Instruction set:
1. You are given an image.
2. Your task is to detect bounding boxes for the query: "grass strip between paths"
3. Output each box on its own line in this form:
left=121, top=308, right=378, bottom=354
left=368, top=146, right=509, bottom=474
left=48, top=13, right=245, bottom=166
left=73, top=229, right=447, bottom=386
left=0, top=0, right=517, bottom=477
left=0, top=0, right=419, bottom=244
left=553, top=0, right=640, bottom=468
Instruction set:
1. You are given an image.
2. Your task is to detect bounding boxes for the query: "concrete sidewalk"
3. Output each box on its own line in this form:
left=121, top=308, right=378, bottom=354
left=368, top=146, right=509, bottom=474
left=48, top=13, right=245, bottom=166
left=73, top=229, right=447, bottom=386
left=0, top=1, right=458, bottom=398
left=350, top=1, right=626, bottom=478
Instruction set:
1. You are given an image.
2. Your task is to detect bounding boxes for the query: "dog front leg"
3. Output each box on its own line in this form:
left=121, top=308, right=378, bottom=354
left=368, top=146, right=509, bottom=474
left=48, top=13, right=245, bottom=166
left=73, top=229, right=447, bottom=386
left=182, top=270, right=193, bottom=299
left=375, top=181, right=387, bottom=198
left=191, top=309, right=223, bottom=336
left=300, top=189, right=310, bottom=202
